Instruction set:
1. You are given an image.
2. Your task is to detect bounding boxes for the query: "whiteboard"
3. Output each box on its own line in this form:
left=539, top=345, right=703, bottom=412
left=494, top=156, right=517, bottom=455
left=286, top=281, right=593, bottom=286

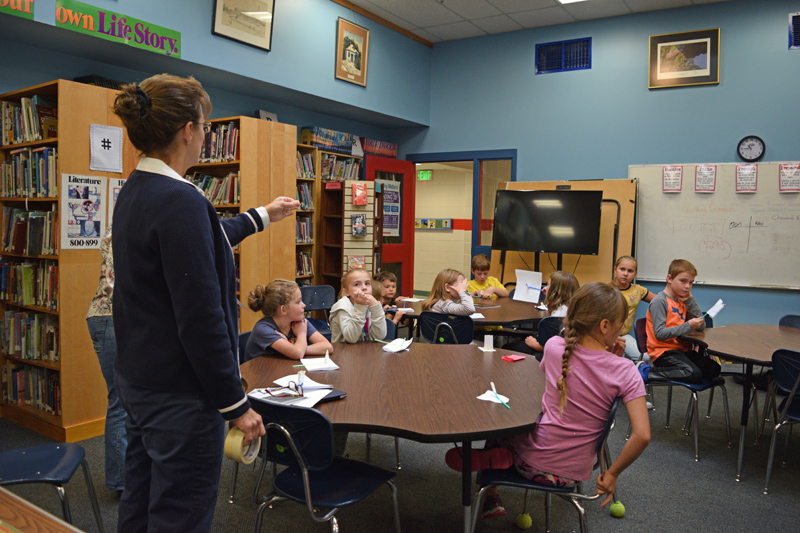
left=630, top=163, right=800, bottom=289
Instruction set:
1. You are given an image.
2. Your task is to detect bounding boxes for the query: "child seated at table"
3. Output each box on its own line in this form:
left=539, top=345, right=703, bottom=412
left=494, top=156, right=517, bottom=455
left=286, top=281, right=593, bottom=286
left=330, top=267, right=387, bottom=343
left=502, top=271, right=579, bottom=355
left=375, top=271, right=407, bottom=327
left=422, top=268, right=475, bottom=315
left=447, top=283, right=651, bottom=520
left=244, top=279, right=333, bottom=362
left=611, top=256, right=655, bottom=362
left=638, top=259, right=720, bottom=384
left=467, top=253, right=509, bottom=299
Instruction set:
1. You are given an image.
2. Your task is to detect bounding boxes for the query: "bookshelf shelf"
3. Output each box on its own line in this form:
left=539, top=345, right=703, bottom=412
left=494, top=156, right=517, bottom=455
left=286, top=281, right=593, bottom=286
left=0, top=197, right=58, bottom=202
left=1, top=301, right=60, bottom=315
left=3, top=402, right=62, bottom=425
left=191, top=160, right=241, bottom=168
left=4, top=355, right=60, bottom=371
left=1, top=252, right=59, bottom=260
left=0, top=138, right=58, bottom=150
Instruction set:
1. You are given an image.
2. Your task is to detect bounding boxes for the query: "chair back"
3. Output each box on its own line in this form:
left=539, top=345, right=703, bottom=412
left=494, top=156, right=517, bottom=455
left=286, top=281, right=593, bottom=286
left=249, top=397, right=334, bottom=471
left=634, top=317, right=648, bottom=354
left=771, top=349, right=800, bottom=397
left=593, top=398, right=621, bottom=472
left=238, top=331, right=251, bottom=365
left=384, top=318, right=397, bottom=341
left=419, top=311, right=474, bottom=344
left=537, top=316, right=563, bottom=347
left=779, top=315, right=800, bottom=329
left=300, top=285, right=336, bottom=316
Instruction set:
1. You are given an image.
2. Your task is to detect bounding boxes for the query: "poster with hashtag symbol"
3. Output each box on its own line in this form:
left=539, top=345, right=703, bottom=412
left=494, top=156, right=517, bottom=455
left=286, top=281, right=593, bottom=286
left=90, top=124, right=123, bottom=173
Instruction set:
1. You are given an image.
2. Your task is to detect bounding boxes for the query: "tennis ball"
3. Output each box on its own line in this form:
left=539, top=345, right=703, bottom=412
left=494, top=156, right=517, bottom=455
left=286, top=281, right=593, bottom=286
left=515, top=513, right=532, bottom=529
left=610, top=501, right=625, bottom=518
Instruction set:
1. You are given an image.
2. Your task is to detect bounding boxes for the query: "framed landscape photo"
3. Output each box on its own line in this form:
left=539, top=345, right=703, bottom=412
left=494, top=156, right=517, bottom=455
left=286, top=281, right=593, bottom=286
left=335, top=18, right=369, bottom=87
left=649, top=28, right=719, bottom=89
left=213, top=0, right=275, bottom=52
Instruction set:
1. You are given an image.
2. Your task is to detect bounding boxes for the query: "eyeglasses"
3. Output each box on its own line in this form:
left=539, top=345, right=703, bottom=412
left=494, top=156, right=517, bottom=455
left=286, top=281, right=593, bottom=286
left=265, top=381, right=303, bottom=398
left=198, top=122, right=213, bottom=134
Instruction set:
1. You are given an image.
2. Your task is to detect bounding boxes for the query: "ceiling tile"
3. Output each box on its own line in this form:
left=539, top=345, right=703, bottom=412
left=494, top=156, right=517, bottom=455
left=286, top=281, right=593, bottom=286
left=441, top=0, right=503, bottom=19
left=561, top=0, right=632, bottom=21
left=471, top=14, right=525, bottom=34
left=691, top=0, right=731, bottom=4
left=509, top=6, right=575, bottom=28
left=350, top=0, right=421, bottom=31
left=410, top=27, right=443, bottom=42
left=367, top=0, right=463, bottom=27
left=424, top=20, right=488, bottom=40
left=622, top=0, right=692, bottom=13
left=486, top=0, right=558, bottom=14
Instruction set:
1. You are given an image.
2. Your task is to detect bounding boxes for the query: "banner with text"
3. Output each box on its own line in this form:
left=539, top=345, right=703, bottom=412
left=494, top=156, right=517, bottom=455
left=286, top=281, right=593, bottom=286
left=55, top=0, right=181, bottom=58
left=1, top=0, right=34, bottom=19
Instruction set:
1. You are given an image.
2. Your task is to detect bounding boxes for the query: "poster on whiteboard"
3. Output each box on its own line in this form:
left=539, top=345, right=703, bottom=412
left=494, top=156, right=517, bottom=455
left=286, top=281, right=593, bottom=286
left=378, top=180, right=401, bottom=237
left=61, top=174, right=106, bottom=249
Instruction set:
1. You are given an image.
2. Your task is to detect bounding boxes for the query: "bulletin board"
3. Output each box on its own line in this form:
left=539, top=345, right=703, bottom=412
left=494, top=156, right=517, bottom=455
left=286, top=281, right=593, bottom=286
left=630, top=162, right=800, bottom=288
left=489, top=179, right=637, bottom=287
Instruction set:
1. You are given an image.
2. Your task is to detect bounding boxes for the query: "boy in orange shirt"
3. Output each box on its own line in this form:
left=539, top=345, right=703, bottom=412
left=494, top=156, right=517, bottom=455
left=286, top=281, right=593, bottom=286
left=638, top=259, right=720, bottom=384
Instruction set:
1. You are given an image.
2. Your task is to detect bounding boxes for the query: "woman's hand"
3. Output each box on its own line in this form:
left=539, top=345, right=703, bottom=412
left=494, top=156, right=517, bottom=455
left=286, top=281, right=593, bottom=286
left=264, top=196, right=300, bottom=222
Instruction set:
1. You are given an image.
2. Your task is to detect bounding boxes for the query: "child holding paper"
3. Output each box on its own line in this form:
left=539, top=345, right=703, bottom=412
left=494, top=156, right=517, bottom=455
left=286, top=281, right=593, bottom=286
left=244, top=280, right=333, bottom=362
left=638, top=259, right=720, bottom=384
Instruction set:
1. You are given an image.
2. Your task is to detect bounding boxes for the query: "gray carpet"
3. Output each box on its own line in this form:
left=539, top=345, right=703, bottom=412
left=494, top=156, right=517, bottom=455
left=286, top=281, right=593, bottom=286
left=2, top=378, right=799, bottom=532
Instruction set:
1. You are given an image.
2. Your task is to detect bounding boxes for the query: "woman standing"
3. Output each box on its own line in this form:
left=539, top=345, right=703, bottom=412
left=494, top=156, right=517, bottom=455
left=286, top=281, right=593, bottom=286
left=111, top=73, right=297, bottom=532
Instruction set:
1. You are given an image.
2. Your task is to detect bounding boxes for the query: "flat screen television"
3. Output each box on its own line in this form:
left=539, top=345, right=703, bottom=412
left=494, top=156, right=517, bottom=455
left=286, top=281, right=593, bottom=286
left=491, top=190, right=603, bottom=255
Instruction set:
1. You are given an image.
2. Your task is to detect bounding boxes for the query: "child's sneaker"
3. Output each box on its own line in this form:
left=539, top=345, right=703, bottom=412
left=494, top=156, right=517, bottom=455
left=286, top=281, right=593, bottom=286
left=445, top=447, right=513, bottom=472
left=481, top=493, right=506, bottom=519
left=636, top=361, right=651, bottom=384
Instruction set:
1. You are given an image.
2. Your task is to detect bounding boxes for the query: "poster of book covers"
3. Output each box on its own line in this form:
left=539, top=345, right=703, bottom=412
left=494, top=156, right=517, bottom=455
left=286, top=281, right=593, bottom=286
left=378, top=180, right=400, bottom=237
left=61, top=174, right=107, bottom=249
left=108, top=178, right=126, bottom=220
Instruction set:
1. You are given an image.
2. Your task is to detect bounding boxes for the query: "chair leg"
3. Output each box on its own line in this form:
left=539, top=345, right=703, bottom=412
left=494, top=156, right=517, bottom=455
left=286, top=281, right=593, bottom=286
left=253, top=495, right=287, bottom=533
left=229, top=461, right=239, bottom=503
left=366, top=433, right=372, bottom=463
left=706, top=387, right=714, bottom=418
left=386, top=479, right=402, bottom=533
left=759, top=382, right=776, bottom=438
left=665, top=386, right=673, bottom=428
left=781, top=424, right=793, bottom=468
left=54, top=485, right=71, bottom=523
left=682, top=394, right=694, bottom=435
left=470, top=486, right=491, bottom=533
left=751, top=385, right=760, bottom=445
left=329, top=516, right=339, bottom=533
left=394, top=437, right=402, bottom=470
left=80, top=459, right=106, bottom=533
left=764, top=420, right=785, bottom=494
left=521, top=489, right=531, bottom=514
left=545, top=492, right=552, bottom=533
left=560, top=495, right=588, bottom=533
left=252, top=446, right=273, bottom=504
left=720, top=385, right=732, bottom=448
left=692, top=393, right=700, bottom=461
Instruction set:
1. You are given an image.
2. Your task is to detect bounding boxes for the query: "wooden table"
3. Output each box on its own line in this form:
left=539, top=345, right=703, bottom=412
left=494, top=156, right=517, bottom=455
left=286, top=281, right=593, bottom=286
left=240, top=342, right=546, bottom=532
left=0, top=486, right=85, bottom=533
left=391, top=296, right=548, bottom=333
left=684, top=325, right=800, bottom=480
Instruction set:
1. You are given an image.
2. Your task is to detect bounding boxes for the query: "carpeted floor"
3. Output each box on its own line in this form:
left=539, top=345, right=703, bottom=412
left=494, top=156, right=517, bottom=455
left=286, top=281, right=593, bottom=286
left=2, top=378, right=799, bottom=532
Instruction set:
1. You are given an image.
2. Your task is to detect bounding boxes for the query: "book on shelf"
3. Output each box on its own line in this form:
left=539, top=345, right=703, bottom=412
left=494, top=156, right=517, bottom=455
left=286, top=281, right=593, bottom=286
left=296, top=216, right=313, bottom=243
left=2, top=207, right=58, bottom=255
left=351, top=214, right=367, bottom=237
left=2, top=309, right=60, bottom=361
left=0, top=259, right=60, bottom=311
left=296, top=182, right=314, bottom=210
left=1, top=146, right=58, bottom=197
left=1, top=95, right=58, bottom=145
left=199, top=121, right=239, bottom=163
left=295, top=151, right=315, bottom=179
left=347, top=255, right=365, bottom=270
left=4, top=362, right=61, bottom=415
left=295, top=251, right=313, bottom=276
left=352, top=183, right=367, bottom=205
left=189, top=171, right=240, bottom=205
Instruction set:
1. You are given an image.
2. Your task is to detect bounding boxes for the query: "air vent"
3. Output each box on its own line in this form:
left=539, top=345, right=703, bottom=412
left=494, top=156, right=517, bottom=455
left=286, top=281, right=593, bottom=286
left=535, top=37, right=591, bottom=74
left=790, top=12, right=800, bottom=50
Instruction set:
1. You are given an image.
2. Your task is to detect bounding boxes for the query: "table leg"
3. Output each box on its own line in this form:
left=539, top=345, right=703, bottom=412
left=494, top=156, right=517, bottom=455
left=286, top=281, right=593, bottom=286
left=462, top=440, right=472, bottom=533
left=736, top=363, right=754, bottom=481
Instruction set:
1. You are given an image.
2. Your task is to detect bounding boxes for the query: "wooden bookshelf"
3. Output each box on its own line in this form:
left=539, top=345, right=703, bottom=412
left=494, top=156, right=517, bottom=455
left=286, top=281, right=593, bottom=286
left=295, top=144, right=318, bottom=285
left=0, top=80, right=139, bottom=442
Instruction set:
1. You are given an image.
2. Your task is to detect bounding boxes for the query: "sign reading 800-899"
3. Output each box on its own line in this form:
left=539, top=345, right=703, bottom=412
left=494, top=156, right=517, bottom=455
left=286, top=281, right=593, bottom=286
left=61, top=175, right=107, bottom=249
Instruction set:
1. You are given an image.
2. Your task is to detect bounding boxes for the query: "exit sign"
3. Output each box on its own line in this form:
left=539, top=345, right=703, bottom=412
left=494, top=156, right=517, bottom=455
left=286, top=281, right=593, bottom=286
left=418, top=170, right=432, bottom=181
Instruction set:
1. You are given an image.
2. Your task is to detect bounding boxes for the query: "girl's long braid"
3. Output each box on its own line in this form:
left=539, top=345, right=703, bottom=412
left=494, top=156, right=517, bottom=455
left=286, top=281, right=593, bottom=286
left=558, top=321, right=579, bottom=415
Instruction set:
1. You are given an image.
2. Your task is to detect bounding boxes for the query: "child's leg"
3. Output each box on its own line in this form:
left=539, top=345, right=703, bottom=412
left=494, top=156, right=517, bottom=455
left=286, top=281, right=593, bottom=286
left=650, top=350, right=703, bottom=382
left=686, top=350, right=722, bottom=379
left=621, top=333, right=642, bottom=362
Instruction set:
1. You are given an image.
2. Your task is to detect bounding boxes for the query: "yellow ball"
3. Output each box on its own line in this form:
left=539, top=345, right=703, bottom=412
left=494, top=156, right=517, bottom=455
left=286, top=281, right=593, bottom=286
left=516, top=513, right=532, bottom=529
left=610, top=501, right=625, bottom=518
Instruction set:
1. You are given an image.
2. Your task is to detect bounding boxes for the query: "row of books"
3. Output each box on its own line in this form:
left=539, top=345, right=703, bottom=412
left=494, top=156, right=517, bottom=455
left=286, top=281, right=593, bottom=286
left=2, top=207, right=58, bottom=256
left=0, top=146, right=58, bottom=198
left=361, top=137, right=398, bottom=158
left=0, top=260, right=59, bottom=311
left=296, top=251, right=313, bottom=276
left=1, top=310, right=59, bottom=361
left=296, top=182, right=314, bottom=210
left=296, top=216, right=313, bottom=243
left=2, top=362, right=61, bottom=415
left=321, top=154, right=361, bottom=181
left=296, top=151, right=315, bottom=179
left=1, top=96, right=58, bottom=146
left=299, top=127, right=356, bottom=155
left=199, top=121, right=239, bottom=163
left=190, top=171, right=240, bottom=205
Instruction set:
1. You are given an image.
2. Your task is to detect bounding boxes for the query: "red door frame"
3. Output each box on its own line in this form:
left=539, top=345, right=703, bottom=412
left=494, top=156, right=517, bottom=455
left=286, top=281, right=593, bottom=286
left=365, top=155, right=416, bottom=297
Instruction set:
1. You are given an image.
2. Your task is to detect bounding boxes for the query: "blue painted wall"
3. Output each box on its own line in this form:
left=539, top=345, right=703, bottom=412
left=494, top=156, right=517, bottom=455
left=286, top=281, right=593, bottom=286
left=397, top=0, right=799, bottom=325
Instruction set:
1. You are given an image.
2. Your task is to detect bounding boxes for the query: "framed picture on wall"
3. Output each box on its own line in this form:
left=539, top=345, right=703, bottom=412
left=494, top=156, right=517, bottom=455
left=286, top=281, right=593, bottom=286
left=648, top=28, right=719, bottom=89
left=212, top=0, right=275, bottom=51
left=335, top=17, right=369, bottom=87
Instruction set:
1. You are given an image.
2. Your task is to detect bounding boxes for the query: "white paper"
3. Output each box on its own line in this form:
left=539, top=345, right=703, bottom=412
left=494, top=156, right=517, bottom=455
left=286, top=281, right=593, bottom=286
left=536, top=304, right=548, bottom=311
left=400, top=297, right=424, bottom=302
left=90, top=124, right=123, bottom=173
left=478, top=346, right=496, bottom=352
left=477, top=391, right=509, bottom=404
left=484, top=335, right=493, bottom=349
left=248, top=387, right=332, bottom=408
left=61, top=174, right=107, bottom=249
left=273, top=374, right=332, bottom=390
left=382, top=338, right=412, bottom=352
left=470, top=312, right=485, bottom=320
left=706, top=298, right=725, bottom=318
left=513, top=270, right=543, bottom=303
left=298, top=357, right=339, bottom=371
